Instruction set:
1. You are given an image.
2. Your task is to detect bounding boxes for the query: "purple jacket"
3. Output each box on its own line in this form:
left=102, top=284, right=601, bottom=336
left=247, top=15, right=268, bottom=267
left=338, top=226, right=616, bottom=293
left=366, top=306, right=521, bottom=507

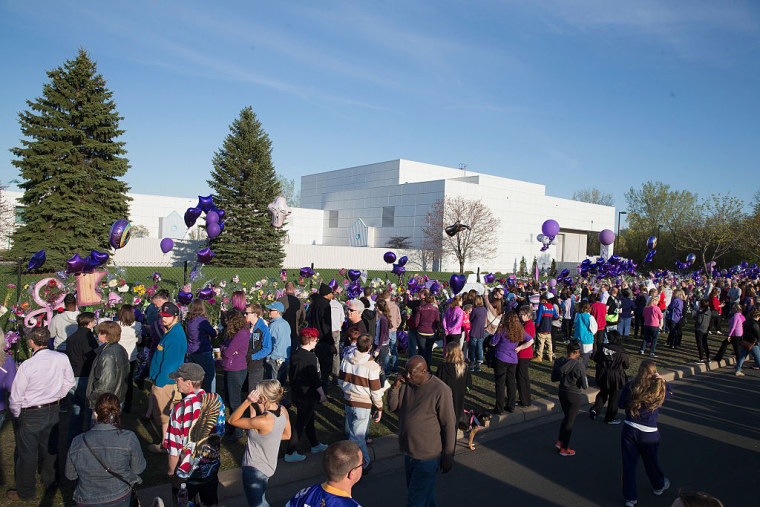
left=443, top=306, right=463, bottom=335
left=186, top=316, right=217, bottom=356
left=0, top=354, right=17, bottom=411
left=412, top=304, right=440, bottom=335
left=222, top=328, right=250, bottom=372
left=490, top=331, right=518, bottom=364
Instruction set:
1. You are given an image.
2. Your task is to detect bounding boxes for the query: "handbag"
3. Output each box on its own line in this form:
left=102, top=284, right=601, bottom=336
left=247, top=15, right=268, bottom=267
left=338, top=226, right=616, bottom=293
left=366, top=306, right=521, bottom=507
left=82, top=436, right=140, bottom=507
left=739, top=339, right=756, bottom=351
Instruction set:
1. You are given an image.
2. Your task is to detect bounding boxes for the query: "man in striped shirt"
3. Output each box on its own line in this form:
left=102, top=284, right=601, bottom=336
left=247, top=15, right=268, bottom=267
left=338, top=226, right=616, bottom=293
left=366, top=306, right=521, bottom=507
left=163, top=363, right=225, bottom=505
left=339, top=334, right=384, bottom=472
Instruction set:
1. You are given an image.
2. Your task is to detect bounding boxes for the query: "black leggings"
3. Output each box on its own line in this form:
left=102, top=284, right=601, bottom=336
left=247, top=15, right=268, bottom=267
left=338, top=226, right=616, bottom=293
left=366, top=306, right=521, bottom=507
left=667, top=319, right=684, bottom=348
left=558, top=390, right=581, bottom=449
left=516, top=357, right=531, bottom=406
left=494, top=359, right=517, bottom=413
left=709, top=313, right=721, bottom=333
left=695, top=331, right=711, bottom=361
left=714, top=336, right=740, bottom=362
left=287, top=399, right=318, bottom=454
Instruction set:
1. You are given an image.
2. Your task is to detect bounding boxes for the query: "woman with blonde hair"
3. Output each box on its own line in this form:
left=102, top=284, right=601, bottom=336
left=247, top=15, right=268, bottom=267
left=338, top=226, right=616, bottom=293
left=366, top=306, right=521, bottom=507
left=436, top=341, right=471, bottom=427
left=229, top=380, right=291, bottom=506
left=619, top=360, right=673, bottom=506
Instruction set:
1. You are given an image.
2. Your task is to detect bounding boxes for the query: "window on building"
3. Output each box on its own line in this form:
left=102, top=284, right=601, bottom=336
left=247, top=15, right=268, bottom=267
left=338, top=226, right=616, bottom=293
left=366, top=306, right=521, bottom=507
left=328, top=210, right=339, bottom=228
left=14, top=206, right=25, bottom=225
left=382, top=206, right=395, bottom=227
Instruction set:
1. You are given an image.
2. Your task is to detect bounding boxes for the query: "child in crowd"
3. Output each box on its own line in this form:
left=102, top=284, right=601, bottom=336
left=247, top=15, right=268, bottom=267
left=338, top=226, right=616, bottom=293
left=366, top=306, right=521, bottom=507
left=462, top=304, right=473, bottom=361
left=551, top=341, right=587, bottom=456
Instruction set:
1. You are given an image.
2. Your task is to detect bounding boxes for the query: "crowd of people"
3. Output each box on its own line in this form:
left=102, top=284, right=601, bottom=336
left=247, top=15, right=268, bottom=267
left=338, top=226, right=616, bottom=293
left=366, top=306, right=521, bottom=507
left=0, top=272, right=754, bottom=506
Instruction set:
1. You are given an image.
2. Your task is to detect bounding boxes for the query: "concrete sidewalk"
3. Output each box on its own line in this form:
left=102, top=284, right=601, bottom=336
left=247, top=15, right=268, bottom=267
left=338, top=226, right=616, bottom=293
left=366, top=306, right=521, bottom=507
left=136, top=357, right=738, bottom=506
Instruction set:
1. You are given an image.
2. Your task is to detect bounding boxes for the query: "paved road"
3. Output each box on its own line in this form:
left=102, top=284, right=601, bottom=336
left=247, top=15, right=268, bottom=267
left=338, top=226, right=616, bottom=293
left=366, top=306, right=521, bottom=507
left=260, top=365, right=759, bottom=507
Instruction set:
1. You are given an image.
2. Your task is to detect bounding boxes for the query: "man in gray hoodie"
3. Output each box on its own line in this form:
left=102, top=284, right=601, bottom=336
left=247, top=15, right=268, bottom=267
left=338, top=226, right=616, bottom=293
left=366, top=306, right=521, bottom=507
left=49, top=293, right=79, bottom=351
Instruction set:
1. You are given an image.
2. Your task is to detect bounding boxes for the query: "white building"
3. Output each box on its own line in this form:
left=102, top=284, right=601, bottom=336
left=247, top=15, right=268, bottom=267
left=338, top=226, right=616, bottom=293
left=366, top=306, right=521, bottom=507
left=2, top=159, right=615, bottom=271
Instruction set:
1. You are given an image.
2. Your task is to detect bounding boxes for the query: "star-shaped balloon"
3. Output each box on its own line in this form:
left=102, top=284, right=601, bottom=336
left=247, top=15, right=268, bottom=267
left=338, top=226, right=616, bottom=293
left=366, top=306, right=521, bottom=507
left=65, top=253, right=86, bottom=274
left=197, top=247, right=215, bottom=264
left=267, top=196, right=292, bottom=228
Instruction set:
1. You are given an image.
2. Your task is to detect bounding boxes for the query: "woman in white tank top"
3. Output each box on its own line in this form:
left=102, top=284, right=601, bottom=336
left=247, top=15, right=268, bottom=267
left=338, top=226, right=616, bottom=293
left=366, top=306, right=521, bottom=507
left=228, top=379, right=292, bottom=507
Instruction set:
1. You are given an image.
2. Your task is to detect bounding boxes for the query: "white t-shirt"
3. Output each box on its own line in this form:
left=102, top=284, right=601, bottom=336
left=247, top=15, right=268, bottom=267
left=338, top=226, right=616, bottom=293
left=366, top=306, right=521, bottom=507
left=118, top=322, right=142, bottom=362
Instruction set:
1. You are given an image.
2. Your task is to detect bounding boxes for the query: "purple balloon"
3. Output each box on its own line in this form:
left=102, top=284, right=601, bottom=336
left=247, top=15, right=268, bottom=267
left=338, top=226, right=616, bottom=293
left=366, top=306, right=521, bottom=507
left=300, top=267, right=315, bottom=278
left=347, top=269, right=362, bottom=282
left=177, top=291, right=193, bottom=305
left=647, top=235, right=658, bottom=250
left=206, top=210, right=219, bottom=225
left=90, top=250, right=110, bottom=266
left=160, top=238, right=174, bottom=254
left=81, top=256, right=99, bottom=273
left=397, top=256, right=408, bottom=267
left=65, top=253, right=86, bottom=274
left=548, top=278, right=557, bottom=288
left=198, top=195, right=215, bottom=212
left=407, top=278, right=418, bottom=289
left=450, top=274, right=466, bottom=295
left=328, top=278, right=338, bottom=291
left=541, top=219, right=560, bottom=238
left=109, top=219, right=132, bottom=249
left=198, top=287, right=214, bottom=300
left=216, top=209, right=226, bottom=220
left=484, top=273, right=496, bottom=284
left=207, top=222, right=221, bottom=239
left=27, top=249, right=46, bottom=272
left=218, top=221, right=225, bottom=233
left=184, top=207, right=202, bottom=228
left=197, top=247, right=215, bottom=264
left=598, top=229, right=615, bottom=246
left=391, top=264, right=406, bottom=277
left=383, top=251, right=397, bottom=264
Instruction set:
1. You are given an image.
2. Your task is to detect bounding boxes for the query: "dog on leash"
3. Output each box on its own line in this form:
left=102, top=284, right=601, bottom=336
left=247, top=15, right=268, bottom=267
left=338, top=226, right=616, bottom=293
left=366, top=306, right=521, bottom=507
left=460, top=410, right=492, bottom=450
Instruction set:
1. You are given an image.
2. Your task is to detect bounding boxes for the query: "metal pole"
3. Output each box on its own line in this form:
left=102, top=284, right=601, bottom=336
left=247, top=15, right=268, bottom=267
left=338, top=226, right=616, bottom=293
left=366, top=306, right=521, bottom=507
left=476, top=267, right=481, bottom=283
left=16, top=257, right=22, bottom=303
left=183, top=260, right=188, bottom=285
left=614, top=211, right=626, bottom=254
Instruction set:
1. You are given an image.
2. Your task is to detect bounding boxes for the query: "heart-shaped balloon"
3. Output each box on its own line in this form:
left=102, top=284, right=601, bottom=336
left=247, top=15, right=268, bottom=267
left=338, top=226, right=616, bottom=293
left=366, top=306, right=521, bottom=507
left=177, top=291, right=193, bottom=305
left=397, top=256, right=408, bottom=267
left=198, top=287, right=214, bottom=300
left=450, top=274, right=466, bottom=295
left=90, top=250, right=110, bottom=266
left=347, top=269, right=361, bottom=282
left=328, top=278, right=338, bottom=291
left=216, top=209, right=226, bottom=220
left=198, top=195, right=215, bottom=212
left=27, top=249, right=46, bottom=272
left=197, top=247, right=215, bottom=264
left=185, top=206, right=202, bottom=228
left=65, top=253, right=86, bottom=274
left=383, top=251, right=396, bottom=264
left=81, top=256, right=100, bottom=273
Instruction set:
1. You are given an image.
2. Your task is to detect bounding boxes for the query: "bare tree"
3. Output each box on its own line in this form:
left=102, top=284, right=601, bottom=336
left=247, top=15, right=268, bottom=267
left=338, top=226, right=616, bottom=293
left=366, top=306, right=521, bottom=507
left=678, top=193, right=744, bottom=271
left=386, top=236, right=412, bottom=249
left=422, top=196, right=500, bottom=272
left=131, top=224, right=150, bottom=238
left=572, top=187, right=614, bottom=207
left=0, top=184, right=16, bottom=251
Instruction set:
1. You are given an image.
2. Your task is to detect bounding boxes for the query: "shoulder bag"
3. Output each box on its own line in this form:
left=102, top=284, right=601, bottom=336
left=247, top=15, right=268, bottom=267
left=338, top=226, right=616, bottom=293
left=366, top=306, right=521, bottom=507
left=82, top=435, right=140, bottom=507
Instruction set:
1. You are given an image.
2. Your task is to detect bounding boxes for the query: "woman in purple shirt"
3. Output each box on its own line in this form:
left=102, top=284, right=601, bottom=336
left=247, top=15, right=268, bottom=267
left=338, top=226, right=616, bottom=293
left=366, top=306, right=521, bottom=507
left=490, top=312, right=531, bottom=414
left=443, top=296, right=464, bottom=345
left=221, top=310, right=250, bottom=439
left=185, top=299, right=218, bottom=393
left=0, top=332, right=17, bottom=430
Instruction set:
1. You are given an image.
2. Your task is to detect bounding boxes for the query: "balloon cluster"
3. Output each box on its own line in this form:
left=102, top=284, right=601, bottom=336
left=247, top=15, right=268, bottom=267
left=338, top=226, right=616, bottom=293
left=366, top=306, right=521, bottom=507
left=185, top=195, right=226, bottom=240
left=538, top=220, right=560, bottom=252
left=267, top=196, right=292, bottom=228
left=674, top=253, right=697, bottom=270
left=579, top=255, right=636, bottom=280
left=65, top=250, right=110, bottom=274
left=644, top=235, right=657, bottom=263
left=383, top=251, right=407, bottom=277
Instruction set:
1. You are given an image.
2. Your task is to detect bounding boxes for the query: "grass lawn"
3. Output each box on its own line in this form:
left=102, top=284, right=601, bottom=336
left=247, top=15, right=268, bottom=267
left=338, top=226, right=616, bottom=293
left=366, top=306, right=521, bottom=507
left=0, top=319, right=735, bottom=505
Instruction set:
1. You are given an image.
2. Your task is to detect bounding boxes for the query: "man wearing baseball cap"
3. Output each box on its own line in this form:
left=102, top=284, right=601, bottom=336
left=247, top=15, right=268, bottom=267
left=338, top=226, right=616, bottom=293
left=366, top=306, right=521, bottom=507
left=265, top=301, right=291, bottom=383
left=164, top=363, right=225, bottom=506
left=148, top=302, right=187, bottom=453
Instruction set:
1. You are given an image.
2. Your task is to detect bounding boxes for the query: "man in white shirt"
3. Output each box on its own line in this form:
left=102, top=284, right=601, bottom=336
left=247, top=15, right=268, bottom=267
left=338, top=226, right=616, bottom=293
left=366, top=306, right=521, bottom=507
left=330, top=295, right=345, bottom=379
left=48, top=293, right=79, bottom=351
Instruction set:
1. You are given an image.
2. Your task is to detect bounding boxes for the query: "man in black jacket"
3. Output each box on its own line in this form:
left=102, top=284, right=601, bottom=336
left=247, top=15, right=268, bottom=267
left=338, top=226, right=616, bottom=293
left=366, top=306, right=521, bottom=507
left=279, top=282, right=306, bottom=351
left=64, top=312, right=98, bottom=444
left=310, top=283, right=336, bottom=391
left=590, top=330, right=629, bottom=423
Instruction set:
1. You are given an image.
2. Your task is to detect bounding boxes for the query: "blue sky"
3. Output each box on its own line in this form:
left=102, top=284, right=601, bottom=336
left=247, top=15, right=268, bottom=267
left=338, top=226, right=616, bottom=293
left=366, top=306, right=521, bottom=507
left=1, top=0, right=759, bottom=216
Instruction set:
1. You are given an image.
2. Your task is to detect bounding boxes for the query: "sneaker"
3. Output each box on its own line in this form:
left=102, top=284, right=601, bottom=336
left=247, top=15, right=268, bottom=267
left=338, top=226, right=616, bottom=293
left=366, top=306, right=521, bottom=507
left=696, top=360, right=705, bottom=364
left=284, top=452, right=306, bottom=463
left=653, top=478, right=670, bottom=496
left=531, top=357, right=542, bottom=362
left=649, top=353, right=657, bottom=358
left=607, top=418, right=622, bottom=425
left=475, top=363, right=482, bottom=372
left=639, top=350, right=645, bottom=355
left=311, top=443, right=328, bottom=453
left=735, top=371, right=745, bottom=376
left=624, top=500, right=637, bottom=507
left=559, top=448, right=576, bottom=456
left=554, top=440, right=562, bottom=450
left=589, top=409, right=598, bottom=421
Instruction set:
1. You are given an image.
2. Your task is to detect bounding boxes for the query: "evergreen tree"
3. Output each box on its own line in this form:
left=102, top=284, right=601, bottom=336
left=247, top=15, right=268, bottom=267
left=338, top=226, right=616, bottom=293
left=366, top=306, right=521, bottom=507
left=207, top=107, right=284, bottom=267
left=10, top=49, right=130, bottom=268
left=519, top=256, right=526, bottom=275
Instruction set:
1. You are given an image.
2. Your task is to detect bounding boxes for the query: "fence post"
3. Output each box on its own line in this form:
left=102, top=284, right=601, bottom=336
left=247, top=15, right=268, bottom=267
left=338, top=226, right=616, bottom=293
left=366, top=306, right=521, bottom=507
left=476, top=267, right=480, bottom=283
left=16, top=257, right=22, bottom=303
left=183, top=260, right=188, bottom=285
left=310, top=262, right=314, bottom=291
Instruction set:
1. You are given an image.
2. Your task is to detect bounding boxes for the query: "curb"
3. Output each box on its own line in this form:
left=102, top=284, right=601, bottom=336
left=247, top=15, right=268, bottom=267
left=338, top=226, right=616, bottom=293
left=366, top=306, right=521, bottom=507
left=136, top=356, right=737, bottom=505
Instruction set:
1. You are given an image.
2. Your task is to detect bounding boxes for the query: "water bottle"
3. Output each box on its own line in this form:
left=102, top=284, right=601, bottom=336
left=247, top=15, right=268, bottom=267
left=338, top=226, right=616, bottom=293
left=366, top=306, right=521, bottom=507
left=177, top=483, right=188, bottom=507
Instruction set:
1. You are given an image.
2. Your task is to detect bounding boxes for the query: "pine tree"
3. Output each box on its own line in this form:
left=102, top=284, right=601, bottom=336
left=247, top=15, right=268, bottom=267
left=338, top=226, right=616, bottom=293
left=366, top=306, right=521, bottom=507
left=519, top=256, right=527, bottom=275
left=207, top=107, right=284, bottom=267
left=10, top=49, right=130, bottom=268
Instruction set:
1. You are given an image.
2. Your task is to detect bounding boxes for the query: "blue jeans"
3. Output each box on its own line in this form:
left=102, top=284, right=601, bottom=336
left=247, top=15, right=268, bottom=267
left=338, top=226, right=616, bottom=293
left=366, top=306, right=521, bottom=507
left=242, top=466, right=270, bottom=507
left=469, top=337, right=484, bottom=363
left=618, top=317, right=632, bottom=337
left=377, top=345, right=390, bottom=376
left=736, top=345, right=760, bottom=372
left=640, top=326, right=660, bottom=355
left=408, top=329, right=419, bottom=357
left=68, top=376, right=92, bottom=446
left=345, top=406, right=371, bottom=467
left=388, top=331, right=398, bottom=373
left=404, top=455, right=440, bottom=507
left=189, top=351, right=216, bottom=393
left=265, top=357, right=288, bottom=383
left=224, top=369, right=247, bottom=437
